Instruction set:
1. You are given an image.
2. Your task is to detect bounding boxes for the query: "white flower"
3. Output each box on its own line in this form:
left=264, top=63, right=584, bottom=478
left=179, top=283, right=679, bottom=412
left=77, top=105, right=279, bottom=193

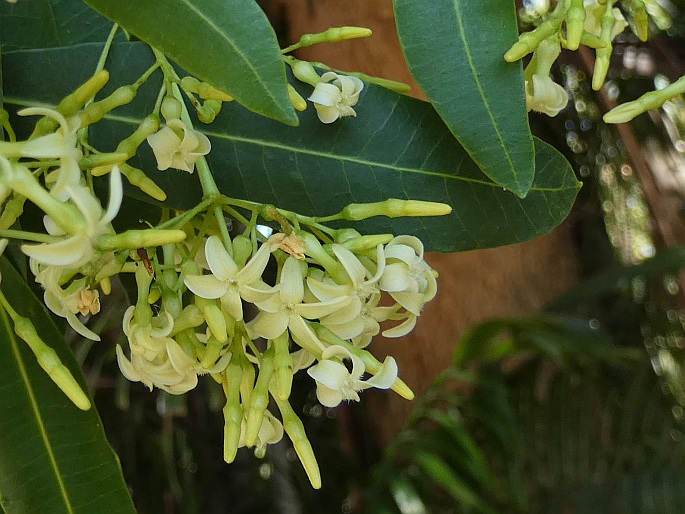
left=307, top=244, right=386, bottom=340
left=116, top=306, right=229, bottom=394
left=30, top=265, right=101, bottom=341
left=379, top=236, right=437, bottom=314
left=249, top=256, right=349, bottom=352
left=147, top=119, right=211, bottom=173
left=307, top=345, right=397, bottom=407
left=525, top=75, right=568, bottom=117
left=17, top=107, right=83, bottom=200
left=184, top=235, right=274, bottom=321
left=308, top=72, right=364, bottom=124
left=21, top=166, right=123, bottom=268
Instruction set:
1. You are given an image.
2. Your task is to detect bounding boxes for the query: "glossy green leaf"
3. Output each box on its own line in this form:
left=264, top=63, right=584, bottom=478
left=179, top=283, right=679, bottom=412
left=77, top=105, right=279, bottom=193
left=82, top=0, right=297, bottom=126
left=0, top=259, right=135, bottom=513
left=0, top=0, right=119, bottom=52
left=394, top=0, right=535, bottom=198
left=2, top=42, right=580, bottom=253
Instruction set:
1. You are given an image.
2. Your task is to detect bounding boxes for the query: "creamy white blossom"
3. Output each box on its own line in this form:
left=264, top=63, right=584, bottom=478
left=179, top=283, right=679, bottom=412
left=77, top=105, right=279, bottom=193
left=17, top=107, right=83, bottom=200
left=116, top=306, right=229, bottom=394
left=147, top=119, right=211, bottom=173
left=308, top=72, right=364, bottom=124
left=307, top=345, right=397, bottom=407
left=21, top=166, right=123, bottom=268
left=249, top=256, right=349, bottom=352
left=184, top=235, right=274, bottom=321
left=525, top=75, right=569, bottom=117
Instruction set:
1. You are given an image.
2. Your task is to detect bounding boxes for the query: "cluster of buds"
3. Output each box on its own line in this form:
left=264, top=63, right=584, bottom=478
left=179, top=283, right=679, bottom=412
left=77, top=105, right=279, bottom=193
left=506, top=0, right=671, bottom=118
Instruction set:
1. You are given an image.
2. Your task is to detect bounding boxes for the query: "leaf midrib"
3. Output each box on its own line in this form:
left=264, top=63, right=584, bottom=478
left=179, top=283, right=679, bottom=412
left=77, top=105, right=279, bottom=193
left=0, top=306, right=74, bottom=513
left=450, top=0, right=520, bottom=190
left=3, top=96, right=575, bottom=195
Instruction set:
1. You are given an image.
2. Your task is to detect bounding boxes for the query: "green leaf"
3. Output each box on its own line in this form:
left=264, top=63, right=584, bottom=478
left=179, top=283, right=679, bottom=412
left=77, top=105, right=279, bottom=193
left=0, top=259, right=135, bottom=513
left=0, top=0, right=119, bottom=52
left=2, top=42, right=580, bottom=253
left=393, top=0, right=535, bottom=198
left=82, top=0, right=297, bottom=126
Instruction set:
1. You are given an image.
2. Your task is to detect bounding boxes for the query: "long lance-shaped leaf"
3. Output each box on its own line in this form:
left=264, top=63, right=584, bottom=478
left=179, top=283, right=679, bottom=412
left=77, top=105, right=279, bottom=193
left=2, top=43, right=580, bottom=253
left=394, top=0, right=535, bottom=198
left=0, top=259, right=135, bottom=513
left=82, top=0, right=297, bottom=126
left=0, top=0, right=122, bottom=52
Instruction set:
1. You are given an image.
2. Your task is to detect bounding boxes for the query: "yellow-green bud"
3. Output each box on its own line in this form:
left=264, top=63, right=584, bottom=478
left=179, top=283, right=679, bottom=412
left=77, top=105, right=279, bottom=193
left=290, top=59, right=321, bottom=87
left=232, top=235, right=253, bottom=268
left=82, top=152, right=129, bottom=172
left=96, top=229, right=186, bottom=251
left=195, top=297, right=228, bottom=345
left=296, top=230, right=347, bottom=284
left=604, top=75, right=685, bottom=123
left=161, top=96, right=183, bottom=122
left=116, top=115, right=160, bottom=158
left=341, top=234, right=394, bottom=253
left=299, top=26, right=372, bottom=47
left=272, top=332, right=293, bottom=401
left=287, top=84, right=307, bottom=112
left=197, top=99, right=222, bottom=124
left=169, top=305, right=205, bottom=335
left=222, top=359, right=243, bottom=463
left=565, top=0, right=586, bottom=50
left=32, top=70, right=110, bottom=137
left=273, top=394, right=321, bottom=489
left=15, top=317, right=91, bottom=410
left=244, top=347, right=275, bottom=447
left=79, top=85, right=137, bottom=127
left=342, top=198, right=451, bottom=221
left=119, top=163, right=167, bottom=201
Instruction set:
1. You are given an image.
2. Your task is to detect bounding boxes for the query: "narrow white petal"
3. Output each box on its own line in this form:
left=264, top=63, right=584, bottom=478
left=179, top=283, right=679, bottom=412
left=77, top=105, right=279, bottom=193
left=21, top=235, right=90, bottom=267
left=100, top=166, right=123, bottom=226
left=205, top=236, right=238, bottom=281
left=184, top=274, right=228, bottom=299
left=364, top=357, right=398, bottom=390
left=280, top=257, right=304, bottom=304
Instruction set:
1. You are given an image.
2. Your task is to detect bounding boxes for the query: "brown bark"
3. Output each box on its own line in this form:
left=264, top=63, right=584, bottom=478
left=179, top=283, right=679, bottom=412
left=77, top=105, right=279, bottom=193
left=275, top=0, right=581, bottom=447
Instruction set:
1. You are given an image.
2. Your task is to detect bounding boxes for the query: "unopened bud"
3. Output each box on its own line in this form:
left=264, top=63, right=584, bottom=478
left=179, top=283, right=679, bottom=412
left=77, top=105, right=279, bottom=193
left=96, top=229, right=186, bottom=251
left=342, top=199, right=451, bottom=221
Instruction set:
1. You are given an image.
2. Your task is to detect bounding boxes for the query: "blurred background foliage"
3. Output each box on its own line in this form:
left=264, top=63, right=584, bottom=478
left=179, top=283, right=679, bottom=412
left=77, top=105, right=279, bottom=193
left=66, top=0, right=685, bottom=512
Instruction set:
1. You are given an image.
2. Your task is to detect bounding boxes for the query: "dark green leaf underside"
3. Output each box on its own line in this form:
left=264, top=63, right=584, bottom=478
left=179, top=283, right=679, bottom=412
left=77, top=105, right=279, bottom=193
left=2, top=43, right=580, bottom=253
left=0, top=259, right=135, bottom=514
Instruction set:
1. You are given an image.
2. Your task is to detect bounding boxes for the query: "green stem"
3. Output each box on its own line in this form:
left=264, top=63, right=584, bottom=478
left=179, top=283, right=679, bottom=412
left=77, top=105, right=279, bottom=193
left=0, top=229, right=60, bottom=244
left=94, top=24, right=119, bottom=75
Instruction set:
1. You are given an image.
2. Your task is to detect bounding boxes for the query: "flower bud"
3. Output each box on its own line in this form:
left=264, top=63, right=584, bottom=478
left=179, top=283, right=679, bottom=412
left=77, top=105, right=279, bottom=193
left=15, top=317, right=91, bottom=410
left=290, top=59, right=321, bottom=87
left=32, top=70, right=110, bottom=137
left=197, top=99, right=222, bottom=124
left=287, top=84, right=307, bottom=112
left=232, top=235, right=253, bottom=268
left=342, top=198, right=451, bottom=220
left=161, top=97, right=183, bottom=122
left=96, top=229, right=186, bottom=251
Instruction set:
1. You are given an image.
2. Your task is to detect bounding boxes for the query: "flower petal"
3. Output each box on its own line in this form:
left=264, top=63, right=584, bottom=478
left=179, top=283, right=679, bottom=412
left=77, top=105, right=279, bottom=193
left=184, top=274, right=228, bottom=299
left=205, top=236, right=238, bottom=281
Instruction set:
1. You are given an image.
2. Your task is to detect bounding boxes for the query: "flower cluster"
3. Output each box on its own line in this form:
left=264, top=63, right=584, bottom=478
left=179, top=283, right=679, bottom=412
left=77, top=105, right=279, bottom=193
left=0, top=61, right=446, bottom=490
left=108, top=218, right=437, bottom=486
